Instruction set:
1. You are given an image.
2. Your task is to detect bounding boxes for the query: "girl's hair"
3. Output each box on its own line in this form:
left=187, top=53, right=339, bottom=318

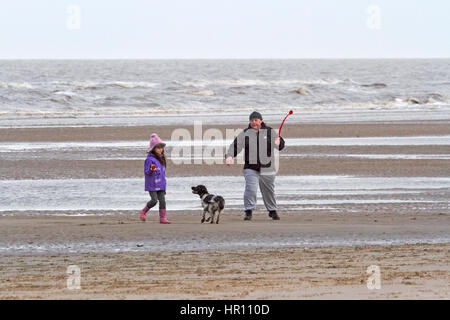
left=149, top=147, right=167, bottom=167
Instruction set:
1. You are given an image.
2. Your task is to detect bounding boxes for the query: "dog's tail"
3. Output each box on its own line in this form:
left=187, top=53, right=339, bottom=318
left=215, top=196, right=225, bottom=211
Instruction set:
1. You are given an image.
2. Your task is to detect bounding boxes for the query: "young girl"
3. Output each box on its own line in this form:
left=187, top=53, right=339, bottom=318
left=140, top=133, right=170, bottom=224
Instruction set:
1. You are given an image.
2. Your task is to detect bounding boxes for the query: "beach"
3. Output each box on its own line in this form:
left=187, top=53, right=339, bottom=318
left=1, top=211, right=449, bottom=299
left=2, top=241, right=449, bottom=299
left=1, top=120, right=449, bottom=299
left=1, top=59, right=449, bottom=299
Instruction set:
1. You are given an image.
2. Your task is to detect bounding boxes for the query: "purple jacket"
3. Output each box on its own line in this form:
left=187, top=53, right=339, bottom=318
left=144, top=153, right=166, bottom=191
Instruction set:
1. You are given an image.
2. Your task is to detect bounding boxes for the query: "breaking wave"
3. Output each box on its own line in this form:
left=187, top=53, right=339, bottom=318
left=188, top=90, right=215, bottom=96
left=0, top=82, right=33, bottom=89
left=1, top=93, right=448, bottom=120
left=49, top=80, right=159, bottom=89
left=53, top=90, right=78, bottom=97
left=180, top=78, right=349, bottom=88
left=108, top=81, right=159, bottom=88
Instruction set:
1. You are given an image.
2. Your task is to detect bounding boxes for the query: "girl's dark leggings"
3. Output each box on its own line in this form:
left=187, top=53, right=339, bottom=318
left=146, top=190, right=166, bottom=210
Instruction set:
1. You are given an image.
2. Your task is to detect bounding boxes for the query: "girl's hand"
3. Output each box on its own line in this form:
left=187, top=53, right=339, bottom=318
left=151, top=164, right=157, bottom=171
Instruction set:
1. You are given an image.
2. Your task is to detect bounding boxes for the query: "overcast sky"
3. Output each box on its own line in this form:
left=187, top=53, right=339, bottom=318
left=1, top=0, right=449, bottom=59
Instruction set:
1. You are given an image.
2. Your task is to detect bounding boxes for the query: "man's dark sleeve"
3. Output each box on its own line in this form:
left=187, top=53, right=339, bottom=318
left=278, top=136, right=285, bottom=151
left=224, top=137, right=238, bottom=158
left=225, top=130, right=245, bottom=158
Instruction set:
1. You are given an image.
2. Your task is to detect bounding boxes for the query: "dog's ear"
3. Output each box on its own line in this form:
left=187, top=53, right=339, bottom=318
left=199, top=185, right=208, bottom=193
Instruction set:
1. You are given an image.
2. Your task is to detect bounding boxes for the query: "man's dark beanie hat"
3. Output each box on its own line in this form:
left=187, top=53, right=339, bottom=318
left=249, top=111, right=263, bottom=120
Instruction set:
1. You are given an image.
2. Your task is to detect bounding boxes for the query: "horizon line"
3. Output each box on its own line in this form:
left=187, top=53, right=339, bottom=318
left=0, top=57, right=449, bottom=60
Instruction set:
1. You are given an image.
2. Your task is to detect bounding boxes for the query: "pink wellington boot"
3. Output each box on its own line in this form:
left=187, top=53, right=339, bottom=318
left=159, top=209, right=171, bottom=224
left=140, top=206, right=149, bottom=222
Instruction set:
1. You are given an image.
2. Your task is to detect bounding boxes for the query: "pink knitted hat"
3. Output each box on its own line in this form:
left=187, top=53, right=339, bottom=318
left=148, top=133, right=166, bottom=153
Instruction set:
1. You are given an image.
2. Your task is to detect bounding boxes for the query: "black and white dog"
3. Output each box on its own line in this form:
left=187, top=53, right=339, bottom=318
left=191, top=185, right=225, bottom=224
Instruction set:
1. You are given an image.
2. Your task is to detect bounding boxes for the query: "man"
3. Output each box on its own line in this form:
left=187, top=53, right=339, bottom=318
left=225, top=111, right=285, bottom=221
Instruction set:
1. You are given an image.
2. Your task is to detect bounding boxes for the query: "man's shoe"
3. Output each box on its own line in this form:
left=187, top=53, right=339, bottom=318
left=244, top=210, right=252, bottom=221
left=269, top=210, right=280, bottom=220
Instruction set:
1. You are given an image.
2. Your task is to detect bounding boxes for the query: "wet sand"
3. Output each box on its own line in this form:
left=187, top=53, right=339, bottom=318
left=1, top=211, right=449, bottom=250
left=1, top=120, right=449, bottom=299
left=1, top=121, right=449, bottom=142
left=1, top=121, right=449, bottom=179
left=1, top=211, right=449, bottom=299
left=2, top=157, right=449, bottom=180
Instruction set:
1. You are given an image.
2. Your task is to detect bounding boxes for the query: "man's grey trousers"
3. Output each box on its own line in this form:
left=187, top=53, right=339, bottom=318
left=243, top=168, right=277, bottom=212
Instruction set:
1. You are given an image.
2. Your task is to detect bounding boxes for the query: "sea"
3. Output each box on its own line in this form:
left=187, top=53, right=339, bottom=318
left=0, top=59, right=449, bottom=127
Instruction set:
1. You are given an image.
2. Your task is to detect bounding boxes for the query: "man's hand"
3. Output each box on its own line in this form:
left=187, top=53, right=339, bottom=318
left=226, top=156, right=233, bottom=166
left=275, top=137, right=280, bottom=146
